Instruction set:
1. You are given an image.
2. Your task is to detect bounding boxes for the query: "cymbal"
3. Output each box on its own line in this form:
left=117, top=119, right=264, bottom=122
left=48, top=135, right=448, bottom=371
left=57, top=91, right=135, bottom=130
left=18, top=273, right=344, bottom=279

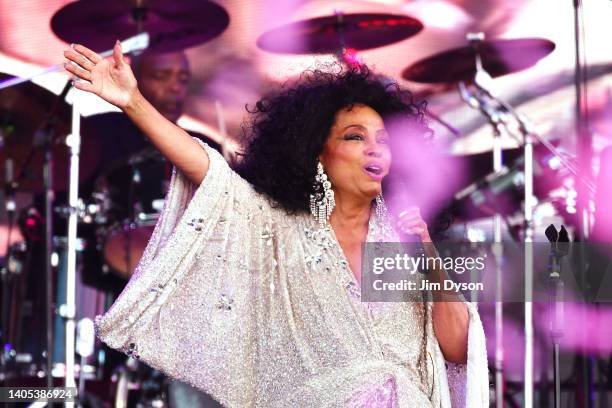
left=257, top=13, right=423, bottom=54
left=51, top=0, right=229, bottom=53
left=402, top=38, right=555, bottom=84
left=0, top=74, right=100, bottom=192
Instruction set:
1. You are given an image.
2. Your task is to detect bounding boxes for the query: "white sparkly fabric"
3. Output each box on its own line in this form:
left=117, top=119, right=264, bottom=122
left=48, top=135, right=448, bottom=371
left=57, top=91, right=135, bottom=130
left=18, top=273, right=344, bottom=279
left=95, top=142, right=489, bottom=408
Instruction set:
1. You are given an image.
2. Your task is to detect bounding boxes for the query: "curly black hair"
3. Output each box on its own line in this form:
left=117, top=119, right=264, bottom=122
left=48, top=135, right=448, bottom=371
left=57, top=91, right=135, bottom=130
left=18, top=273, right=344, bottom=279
left=235, top=64, right=430, bottom=215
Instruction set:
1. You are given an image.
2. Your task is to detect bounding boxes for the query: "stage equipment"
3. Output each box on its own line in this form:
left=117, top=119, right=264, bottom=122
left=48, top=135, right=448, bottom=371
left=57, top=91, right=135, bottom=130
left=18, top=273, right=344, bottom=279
left=258, top=11, right=464, bottom=137
left=51, top=0, right=229, bottom=54
left=61, top=37, right=151, bottom=398
left=93, top=147, right=168, bottom=278
left=401, top=38, right=555, bottom=84
left=257, top=12, right=423, bottom=55
left=404, top=32, right=561, bottom=407
left=545, top=224, right=570, bottom=408
left=0, top=35, right=150, bottom=399
left=0, top=73, right=98, bottom=192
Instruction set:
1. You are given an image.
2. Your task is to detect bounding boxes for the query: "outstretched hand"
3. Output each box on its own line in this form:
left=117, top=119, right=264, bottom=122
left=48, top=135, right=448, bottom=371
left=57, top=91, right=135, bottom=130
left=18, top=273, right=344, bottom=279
left=64, top=41, right=138, bottom=109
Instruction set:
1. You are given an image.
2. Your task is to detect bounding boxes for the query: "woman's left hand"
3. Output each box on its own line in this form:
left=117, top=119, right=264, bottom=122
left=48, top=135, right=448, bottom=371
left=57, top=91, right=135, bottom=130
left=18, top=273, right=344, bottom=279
left=396, top=206, right=431, bottom=242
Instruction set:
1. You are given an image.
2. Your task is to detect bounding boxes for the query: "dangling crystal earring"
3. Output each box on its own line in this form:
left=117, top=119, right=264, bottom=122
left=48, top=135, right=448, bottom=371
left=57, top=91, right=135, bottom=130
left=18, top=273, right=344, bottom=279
left=375, top=194, right=388, bottom=221
left=375, top=193, right=395, bottom=240
left=310, top=161, right=335, bottom=227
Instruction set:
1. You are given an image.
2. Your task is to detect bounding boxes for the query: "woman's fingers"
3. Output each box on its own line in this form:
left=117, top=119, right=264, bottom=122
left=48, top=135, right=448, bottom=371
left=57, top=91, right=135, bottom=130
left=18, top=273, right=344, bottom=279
left=72, top=80, right=95, bottom=93
left=396, top=206, right=430, bottom=238
left=398, top=207, right=420, bottom=219
left=72, top=43, right=101, bottom=64
left=64, top=61, right=92, bottom=82
left=63, top=49, right=93, bottom=72
left=398, top=222, right=426, bottom=235
left=112, top=40, right=126, bottom=66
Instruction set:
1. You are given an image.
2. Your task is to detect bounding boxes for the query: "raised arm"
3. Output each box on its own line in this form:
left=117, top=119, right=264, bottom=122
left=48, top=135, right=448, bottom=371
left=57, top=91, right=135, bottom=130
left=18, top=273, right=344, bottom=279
left=64, top=41, right=209, bottom=185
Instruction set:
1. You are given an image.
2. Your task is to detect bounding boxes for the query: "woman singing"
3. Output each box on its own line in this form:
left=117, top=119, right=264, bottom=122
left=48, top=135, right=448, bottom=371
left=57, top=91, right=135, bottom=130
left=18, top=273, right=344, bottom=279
left=64, top=41, right=488, bottom=407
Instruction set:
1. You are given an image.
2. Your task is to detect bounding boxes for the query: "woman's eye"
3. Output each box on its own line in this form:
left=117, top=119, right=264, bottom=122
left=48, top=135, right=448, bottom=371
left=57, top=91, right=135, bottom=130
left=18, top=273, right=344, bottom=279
left=378, top=137, right=390, bottom=144
left=344, top=134, right=364, bottom=140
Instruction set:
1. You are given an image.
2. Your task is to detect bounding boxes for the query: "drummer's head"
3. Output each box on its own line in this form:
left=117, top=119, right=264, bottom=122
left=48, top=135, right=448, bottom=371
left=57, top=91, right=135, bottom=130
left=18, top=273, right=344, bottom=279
left=130, top=50, right=191, bottom=123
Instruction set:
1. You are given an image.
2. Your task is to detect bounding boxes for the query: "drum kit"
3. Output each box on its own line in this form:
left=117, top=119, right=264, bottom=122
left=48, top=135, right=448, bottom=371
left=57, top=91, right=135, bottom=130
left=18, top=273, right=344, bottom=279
left=0, top=0, right=605, bottom=406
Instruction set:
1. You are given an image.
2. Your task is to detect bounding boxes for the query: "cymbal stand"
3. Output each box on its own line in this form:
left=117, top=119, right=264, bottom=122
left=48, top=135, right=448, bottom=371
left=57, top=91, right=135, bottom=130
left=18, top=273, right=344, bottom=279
left=460, top=82, right=538, bottom=406
left=522, top=115, right=536, bottom=408
left=0, top=158, right=17, bottom=378
left=34, top=80, right=72, bottom=390
left=460, top=79, right=507, bottom=407
left=573, top=0, right=595, bottom=405
left=459, top=31, right=509, bottom=406
left=62, top=36, right=151, bottom=404
left=62, top=82, right=83, bottom=399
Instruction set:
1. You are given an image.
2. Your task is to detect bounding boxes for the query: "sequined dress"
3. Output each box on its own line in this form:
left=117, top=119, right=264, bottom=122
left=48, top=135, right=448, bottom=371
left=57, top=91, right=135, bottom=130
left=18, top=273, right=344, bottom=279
left=95, top=143, right=489, bottom=407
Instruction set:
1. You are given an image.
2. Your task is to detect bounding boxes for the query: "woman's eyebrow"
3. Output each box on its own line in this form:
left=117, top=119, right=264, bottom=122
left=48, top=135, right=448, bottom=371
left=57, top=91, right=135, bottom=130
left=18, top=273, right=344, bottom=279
left=342, top=124, right=367, bottom=131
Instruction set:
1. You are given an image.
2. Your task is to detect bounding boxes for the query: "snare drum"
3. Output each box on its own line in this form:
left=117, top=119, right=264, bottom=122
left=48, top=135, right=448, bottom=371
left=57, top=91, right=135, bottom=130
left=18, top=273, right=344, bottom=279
left=94, top=148, right=169, bottom=279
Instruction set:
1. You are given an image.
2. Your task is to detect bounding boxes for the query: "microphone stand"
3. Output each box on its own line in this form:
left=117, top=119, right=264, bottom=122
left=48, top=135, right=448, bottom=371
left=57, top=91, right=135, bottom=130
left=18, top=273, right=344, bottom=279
left=545, top=224, right=569, bottom=408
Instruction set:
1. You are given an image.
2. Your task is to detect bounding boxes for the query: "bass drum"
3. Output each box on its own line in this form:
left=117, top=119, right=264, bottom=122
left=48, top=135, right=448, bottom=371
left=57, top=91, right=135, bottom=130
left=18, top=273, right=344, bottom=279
left=94, top=147, right=170, bottom=279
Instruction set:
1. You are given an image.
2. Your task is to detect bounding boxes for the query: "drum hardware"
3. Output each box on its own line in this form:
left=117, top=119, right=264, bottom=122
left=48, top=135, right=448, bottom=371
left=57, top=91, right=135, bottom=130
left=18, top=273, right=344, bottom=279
left=113, top=357, right=168, bottom=408
left=91, top=147, right=169, bottom=279
left=255, top=10, right=468, bottom=138
left=259, top=10, right=422, bottom=116
left=0, top=36, right=151, bottom=396
left=30, top=78, right=71, bottom=391
left=1, top=161, right=18, bottom=367
left=0, top=74, right=70, bottom=192
left=55, top=200, right=105, bottom=225
left=0, top=1, right=232, bottom=402
left=76, top=317, right=96, bottom=401
left=403, top=31, right=559, bottom=406
left=256, top=11, right=423, bottom=56
left=1, top=241, right=29, bottom=379
left=51, top=0, right=229, bottom=55
left=571, top=2, right=597, bottom=404
left=456, top=61, right=599, bottom=406
left=447, top=33, right=601, bottom=405
left=401, top=37, right=556, bottom=84
left=0, top=69, right=85, bottom=388
left=64, top=36, right=151, bottom=395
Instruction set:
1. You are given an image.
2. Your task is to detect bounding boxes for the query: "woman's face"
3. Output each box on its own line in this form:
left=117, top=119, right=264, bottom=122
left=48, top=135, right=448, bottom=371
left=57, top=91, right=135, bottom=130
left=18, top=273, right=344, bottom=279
left=319, top=104, right=391, bottom=202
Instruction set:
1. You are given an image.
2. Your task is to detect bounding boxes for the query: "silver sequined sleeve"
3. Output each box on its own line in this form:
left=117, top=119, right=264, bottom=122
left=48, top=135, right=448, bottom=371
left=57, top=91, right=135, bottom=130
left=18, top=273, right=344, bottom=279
left=95, top=142, right=269, bottom=407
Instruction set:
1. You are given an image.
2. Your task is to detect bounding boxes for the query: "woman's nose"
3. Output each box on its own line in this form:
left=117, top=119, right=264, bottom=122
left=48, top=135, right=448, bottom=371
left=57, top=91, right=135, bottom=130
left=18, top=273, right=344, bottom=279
left=365, top=143, right=383, bottom=157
